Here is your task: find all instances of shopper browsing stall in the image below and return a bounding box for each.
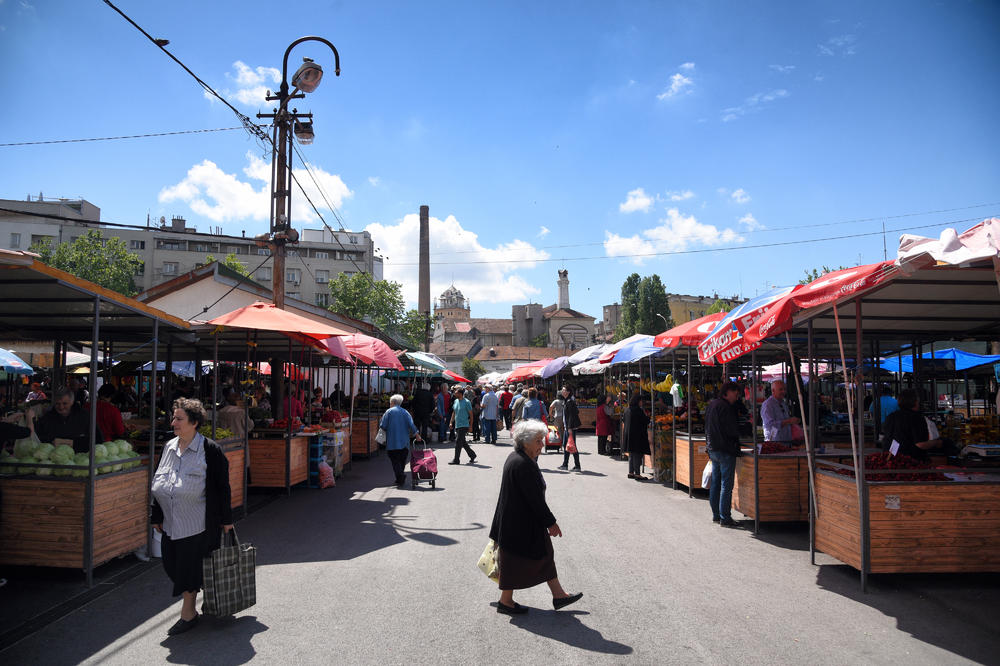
[705,382,743,528]
[880,388,942,461]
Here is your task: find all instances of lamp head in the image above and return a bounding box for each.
[294,120,315,145]
[291,58,323,93]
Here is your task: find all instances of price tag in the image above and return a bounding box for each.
[884,495,900,510]
[889,439,901,456]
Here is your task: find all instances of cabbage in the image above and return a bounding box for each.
[115,439,133,453]
[94,443,108,459]
[13,438,38,459]
[105,442,120,457]
[53,444,75,460]
[35,463,52,476]
[17,457,36,474]
[33,443,55,461]
[0,452,15,475]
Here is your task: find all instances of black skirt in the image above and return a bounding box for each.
[498,532,557,591]
[161,529,221,597]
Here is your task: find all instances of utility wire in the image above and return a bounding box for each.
[0,126,254,147]
[186,254,273,320]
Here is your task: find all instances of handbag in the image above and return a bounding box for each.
[202,528,257,617]
[565,430,578,454]
[375,427,387,445]
[477,538,499,583]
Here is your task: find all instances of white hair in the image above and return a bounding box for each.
[512,420,548,452]
[390,394,404,407]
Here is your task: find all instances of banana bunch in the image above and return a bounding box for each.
[653,374,674,393]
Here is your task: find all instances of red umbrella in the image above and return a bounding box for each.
[741,261,900,348]
[324,334,403,369]
[207,301,351,337]
[507,358,553,382]
[258,362,309,380]
[444,370,471,384]
[653,311,728,349]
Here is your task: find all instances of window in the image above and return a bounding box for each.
[135,262,145,276]
[31,234,53,246]
[226,246,241,255]
[157,240,184,251]
[286,292,300,300]
[191,243,209,253]
[258,267,272,281]
[162,262,179,275]
[315,251,328,259]
[286,269,300,283]
[315,270,329,283]
[349,235,358,244]
[130,239,145,250]
[257,247,270,256]
[287,249,299,257]
[9,233,20,249]
[315,293,329,307]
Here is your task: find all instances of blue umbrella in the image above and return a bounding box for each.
[880,348,1000,373]
[0,348,34,375]
[540,356,570,379]
[609,336,662,365]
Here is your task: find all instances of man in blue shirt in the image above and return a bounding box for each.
[448,389,477,465]
[380,394,422,486]
[761,380,799,443]
[480,385,500,444]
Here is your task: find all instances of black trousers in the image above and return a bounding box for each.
[472,414,481,440]
[597,434,608,455]
[628,451,644,475]
[415,414,431,441]
[502,408,512,430]
[388,448,409,484]
[453,427,475,462]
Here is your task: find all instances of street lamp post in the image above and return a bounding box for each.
[656,313,670,331]
[257,36,340,310]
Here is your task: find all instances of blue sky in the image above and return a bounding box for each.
[2,1,998,320]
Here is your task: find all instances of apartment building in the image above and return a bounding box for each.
[0,197,383,307]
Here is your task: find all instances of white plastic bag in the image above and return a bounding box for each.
[701,460,713,489]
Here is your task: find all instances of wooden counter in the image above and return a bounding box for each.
[674,432,709,490]
[0,467,148,569]
[351,417,379,458]
[815,470,1000,573]
[248,435,308,488]
[735,455,809,522]
[224,443,245,509]
[577,405,597,430]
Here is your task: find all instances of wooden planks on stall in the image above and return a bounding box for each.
[814,471,862,570]
[248,436,308,488]
[92,469,148,566]
[674,433,709,490]
[225,446,245,508]
[350,418,379,457]
[734,455,809,522]
[577,405,597,430]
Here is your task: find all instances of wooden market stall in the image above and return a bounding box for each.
[0,251,192,584]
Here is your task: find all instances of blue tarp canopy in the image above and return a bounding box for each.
[139,361,212,377]
[609,336,664,365]
[879,348,1000,373]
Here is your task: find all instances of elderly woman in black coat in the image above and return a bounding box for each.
[489,419,583,615]
[624,394,651,480]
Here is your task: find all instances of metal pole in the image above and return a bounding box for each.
[854,298,868,591]
[807,319,817,564]
[648,355,655,480]
[147,320,159,559]
[671,350,677,490]
[212,333,219,439]
[286,336,293,494]
[751,349,759,534]
[787,333,818,521]
[84,296,100,587]
[687,347,693,497]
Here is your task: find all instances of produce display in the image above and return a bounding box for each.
[199,425,236,439]
[0,438,141,476]
[758,442,793,454]
[836,452,948,482]
[269,418,303,430]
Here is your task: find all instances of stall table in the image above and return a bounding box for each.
[249,431,309,488]
[577,405,597,430]
[0,466,148,568]
[814,468,1000,573]
[351,417,380,458]
[674,432,709,491]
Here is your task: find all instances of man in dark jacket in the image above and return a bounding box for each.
[412,382,435,441]
[705,381,742,527]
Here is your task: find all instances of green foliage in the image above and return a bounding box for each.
[614,272,642,341]
[530,332,549,347]
[461,357,486,382]
[705,299,730,315]
[614,273,670,338]
[398,309,431,349]
[800,265,850,284]
[206,253,250,277]
[328,272,406,334]
[30,231,143,297]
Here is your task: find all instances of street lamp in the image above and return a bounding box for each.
[257,36,340,309]
[656,313,670,331]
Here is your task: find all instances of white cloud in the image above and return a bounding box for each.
[667,189,694,202]
[603,208,743,264]
[368,176,381,187]
[657,72,694,100]
[209,61,281,109]
[619,187,655,213]
[159,151,352,228]
[365,214,549,306]
[770,64,795,73]
[538,226,550,238]
[739,213,764,231]
[721,89,789,122]
[819,34,858,56]
[731,188,751,204]
[679,62,695,71]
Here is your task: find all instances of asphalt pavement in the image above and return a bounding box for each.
[1,430,997,665]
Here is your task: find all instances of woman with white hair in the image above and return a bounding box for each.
[488,420,582,615]
[380,393,422,486]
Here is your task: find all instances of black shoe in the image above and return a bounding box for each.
[447,460,460,465]
[496,601,529,615]
[468,457,477,464]
[571,466,581,472]
[553,592,583,610]
[167,614,199,636]
[719,518,741,528]
[712,516,721,523]
[557,464,568,470]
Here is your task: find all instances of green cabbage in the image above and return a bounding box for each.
[17,457,36,474]
[53,444,75,460]
[13,438,38,459]
[94,443,108,459]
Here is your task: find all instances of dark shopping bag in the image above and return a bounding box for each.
[202,528,257,617]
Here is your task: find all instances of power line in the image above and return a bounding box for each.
[0,126,255,147]
[390,216,993,266]
[187,254,273,320]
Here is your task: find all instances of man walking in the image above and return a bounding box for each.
[499,384,514,432]
[413,381,434,441]
[447,388,477,465]
[705,381,743,528]
[480,384,499,444]
[761,380,799,444]
[435,383,451,443]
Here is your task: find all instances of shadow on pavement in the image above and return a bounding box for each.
[161,614,269,665]
[748,522,809,551]
[506,609,633,655]
[815,566,1000,664]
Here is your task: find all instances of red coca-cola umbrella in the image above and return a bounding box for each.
[322,334,403,369]
[653,311,728,349]
[207,301,352,337]
[444,370,472,384]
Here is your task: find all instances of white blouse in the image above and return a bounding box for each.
[151,433,207,539]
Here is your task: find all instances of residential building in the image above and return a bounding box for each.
[0,197,383,307]
[667,293,743,325]
[430,285,514,365]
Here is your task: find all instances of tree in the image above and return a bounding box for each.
[397,309,431,349]
[530,332,549,347]
[800,265,849,285]
[705,298,730,315]
[614,272,642,341]
[205,253,250,277]
[461,357,486,382]
[328,272,406,334]
[636,274,671,335]
[30,230,144,297]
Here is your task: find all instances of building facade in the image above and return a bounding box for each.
[513,270,595,351]
[667,293,742,325]
[0,197,383,307]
